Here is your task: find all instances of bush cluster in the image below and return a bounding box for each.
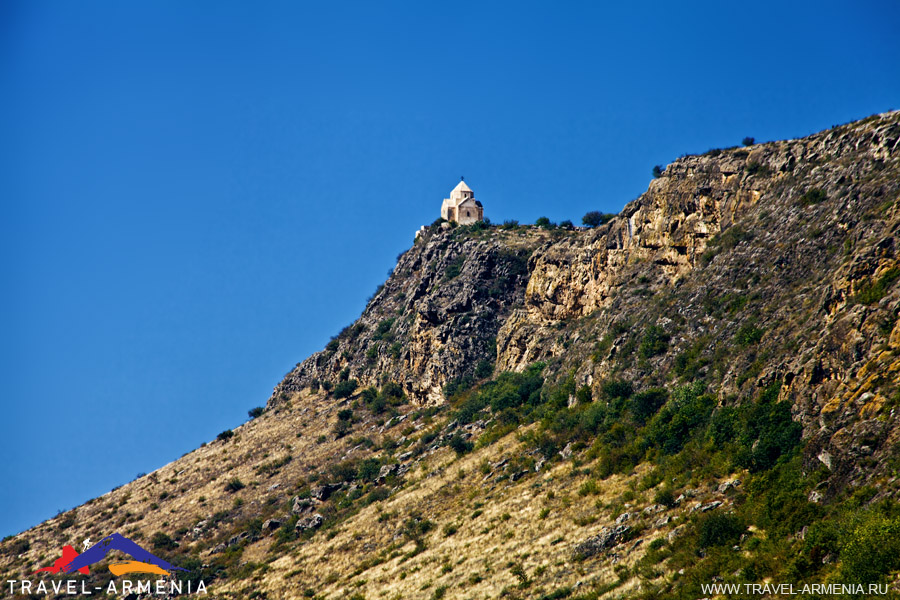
[333,379,358,399]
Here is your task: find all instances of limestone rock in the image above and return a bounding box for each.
[295,513,324,531]
[574,525,632,558]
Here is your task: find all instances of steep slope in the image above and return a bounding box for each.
[2,111,900,600]
[273,227,551,405]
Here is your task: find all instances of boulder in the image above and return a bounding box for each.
[295,513,324,531]
[574,525,631,558]
[263,519,282,532]
[375,463,399,484]
[291,496,320,515]
[717,479,741,493]
[311,483,342,501]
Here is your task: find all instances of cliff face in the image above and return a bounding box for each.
[499,112,900,374]
[4,111,900,600]
[492,112,900,491]
[273,228,551,405]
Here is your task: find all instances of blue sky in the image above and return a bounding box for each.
[1,0,898,538]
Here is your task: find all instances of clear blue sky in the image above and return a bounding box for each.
[1,0,898,538]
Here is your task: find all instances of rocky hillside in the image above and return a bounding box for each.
[3,111,900,600]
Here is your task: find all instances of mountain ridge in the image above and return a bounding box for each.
[4,110,900,600]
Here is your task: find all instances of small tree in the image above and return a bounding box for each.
[652,165,664,178]
[582,211,602,227]
[582,211,615,228]
[742,136,755,146]
[248,407,264,419]
[535,216,553,228]
[217,429,234,442]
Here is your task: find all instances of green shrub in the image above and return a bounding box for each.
[3,538,29,556]
[735,384,801,472]
[644,383,713,455]
[217,430,234,442]
[453,364,544,425]
[713,224,753,251]
[360,386,378,404]
[328,459,359,483]
[366,394,387,414]
[575,385,592,404]
[697,512,745,548]
[365,345,378,363]
[56,512,76,530]
[444,375,475,400]
[333,379,358,399]
[536,588,572,600]
[356,458,381,482]
[373,318,396,340]
[834,513,900,583]
[333,419,351,438]
[379,381,399,398]
[708,406,738,446]
[535,216,553,228]
[745,161,771,176]
[638,325,670,359]
[631,389,668,423]
[735,324,764,346]
[364,487,391,505]
[445,255,466,279]
[601,379,633,400]
[591,334,614,361]
[653,487,676,508]
[449,434,474,456]
[401,516,434,540]
[225,478,245,493]
[853,267,900,305]
[151,531,176,551]
[798,188,827,206]
[247,407,264,419]
[742,136,755,146]
[652,165,663,178]
[475,359,494,379]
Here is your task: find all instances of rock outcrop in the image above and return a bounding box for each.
[272,229,549,404]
